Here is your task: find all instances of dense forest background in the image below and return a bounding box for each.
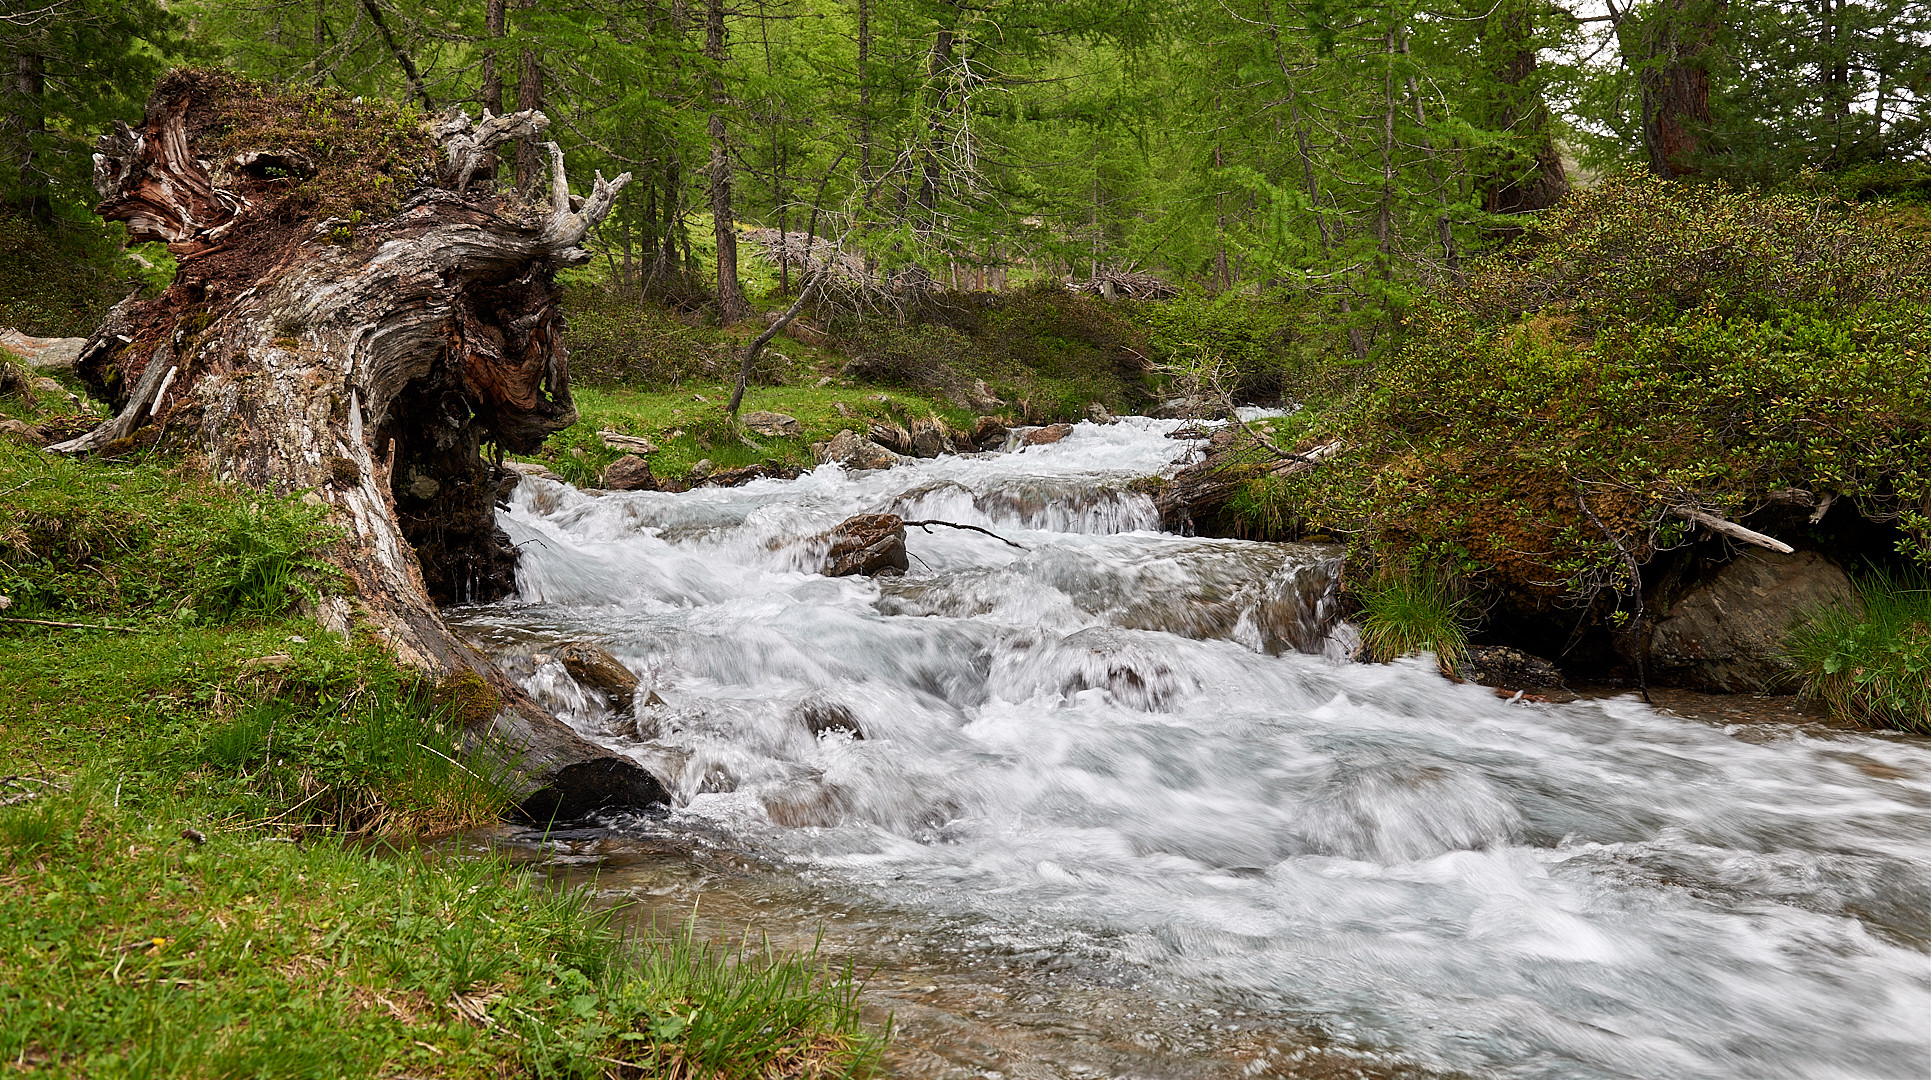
[2,0,1928,348]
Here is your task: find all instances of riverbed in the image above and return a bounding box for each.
[449,417,1931,1080]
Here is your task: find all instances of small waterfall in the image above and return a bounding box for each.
[451,416,1931,1080]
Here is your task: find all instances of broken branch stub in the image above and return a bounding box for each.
[61,71,654,818]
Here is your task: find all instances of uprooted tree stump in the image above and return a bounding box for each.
[54,69,663,817]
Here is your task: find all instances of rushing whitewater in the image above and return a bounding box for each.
[451,417,1931,1080]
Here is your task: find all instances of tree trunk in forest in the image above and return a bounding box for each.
[706,0,751,324]
[1478,0,1568,214]
[479,0,506,179]
[514,0,544,195]
[916,28,956,232]
[56,70,665,819]
[1614,0,1719,178]
[4,49,48,223]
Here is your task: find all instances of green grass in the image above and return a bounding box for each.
[1786,569,1931,733]
[0,778,883,1078]
[1354,564,1473,673]
[0,442,886,1077]
[530,382,980,486]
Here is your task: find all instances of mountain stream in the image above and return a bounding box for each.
[448,417,1931,1080]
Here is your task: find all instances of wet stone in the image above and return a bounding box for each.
[602,454,656,491]
[558,641,639,714]
[1021,423,1075,446]
[823,512,909,577]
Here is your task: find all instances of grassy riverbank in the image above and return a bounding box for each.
[0,438,884,1077]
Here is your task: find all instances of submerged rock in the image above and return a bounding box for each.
[1648,549,1859,691]
[792,695,865,739]
[557,641,639,713]
[823,512,909,577]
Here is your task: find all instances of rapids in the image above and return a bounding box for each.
[450,417,1931,1080]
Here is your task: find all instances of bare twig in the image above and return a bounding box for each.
[902,519,1027,550]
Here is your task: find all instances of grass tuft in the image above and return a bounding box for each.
[1355,564,1473,672]
[1786,569,1931,733]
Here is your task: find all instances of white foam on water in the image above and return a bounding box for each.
[456,417,1931,1080]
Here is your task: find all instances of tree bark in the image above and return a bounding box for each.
[58,70,664,820]
[1614,0,1720,178]
[4,49,47,223]
[706,0,751,323]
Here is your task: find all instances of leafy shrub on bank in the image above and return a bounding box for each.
[563,285,733,386]
[1786,570,1931,734]
[819,281,1153,418]
[1235,175,1931,613]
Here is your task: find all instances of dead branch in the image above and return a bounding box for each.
[902,519,1028,550]
[1671,507,1795,554]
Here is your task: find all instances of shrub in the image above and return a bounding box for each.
[1786,570,1931,734]
[563,285,731,386]
[1236,175,1931,616]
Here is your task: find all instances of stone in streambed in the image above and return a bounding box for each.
[971,416,1009,450]
[602,454,656,490]
[557,641,639,714]
[818,429,902,471]
[1020,423,1075,446]
[908,417,950,457]
[1467,646,1564,690]
[791,695,864,739]
[823,512,908,577]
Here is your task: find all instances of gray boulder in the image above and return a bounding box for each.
[1647,549,1860,691]
[742,410,801,438]
[820,429,902,471]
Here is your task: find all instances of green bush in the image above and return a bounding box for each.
[1233,175,1931,615]
[1786,570,1931,733]
[563,285,732,386]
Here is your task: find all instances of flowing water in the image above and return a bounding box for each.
[449,418,1931,1080]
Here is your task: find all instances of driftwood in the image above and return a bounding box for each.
[56,71,661,819]
[1067,271,1178,300]
[1671,507,1796,554]
[902,519,1028,550]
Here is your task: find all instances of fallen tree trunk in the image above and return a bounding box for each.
[56,70,663,818]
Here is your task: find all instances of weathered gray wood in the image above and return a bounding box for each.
[59,74,658,819]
